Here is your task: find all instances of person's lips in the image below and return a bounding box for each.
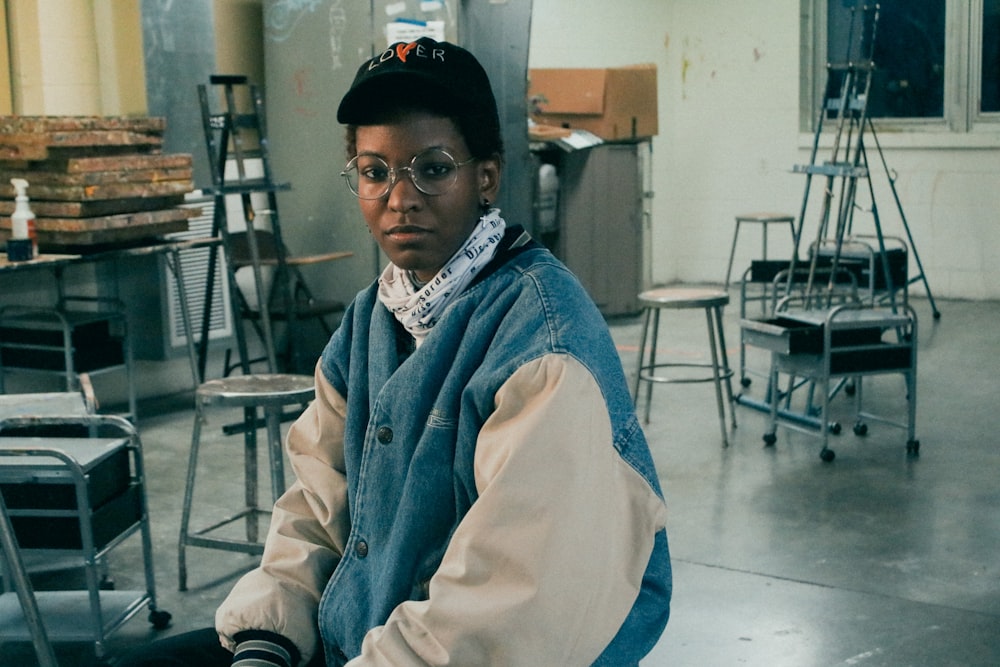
[384,224,431,243]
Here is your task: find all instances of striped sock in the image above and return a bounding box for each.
[232,637,295,667]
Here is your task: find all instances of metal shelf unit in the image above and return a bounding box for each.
[0,298,135,420]
[0,415,170,661]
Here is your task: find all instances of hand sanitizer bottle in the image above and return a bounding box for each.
[8,178,37,260]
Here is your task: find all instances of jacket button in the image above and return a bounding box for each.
[376,426,393,444]
[355,540,369,558]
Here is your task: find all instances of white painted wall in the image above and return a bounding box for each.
[529,0,1000,300]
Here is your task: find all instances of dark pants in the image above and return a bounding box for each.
[114,627,327,667]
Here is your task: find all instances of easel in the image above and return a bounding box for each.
[788,2,939,317]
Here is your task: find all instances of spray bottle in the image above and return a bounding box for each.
[8,178,37,261]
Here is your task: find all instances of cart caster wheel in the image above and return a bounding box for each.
[149,609,172,630]
[906,440,920,457]
[820,448,836,462]
[853,421,868,436]
[845,381,856,396]
[740,377,752,388]
[763,432,777,446]
[829,422,842,435]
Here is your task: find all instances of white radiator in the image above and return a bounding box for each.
[164,193,233,350]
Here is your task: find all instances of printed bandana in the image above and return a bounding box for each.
[378,209,506,344]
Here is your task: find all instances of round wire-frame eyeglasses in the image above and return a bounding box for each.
[341,147,477,200]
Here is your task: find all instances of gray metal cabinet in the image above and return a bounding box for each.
[554,143,644,316]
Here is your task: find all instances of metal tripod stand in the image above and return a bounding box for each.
[859,117,940,318]
[787,2,938,317]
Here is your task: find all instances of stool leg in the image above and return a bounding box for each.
[177,404,205,591]
[724,220,742,289]
[853,375,864,428]
[712,305,737,430]
[704,306,729,447]
[265,405,287,501]
[642,309,662,424]
[243,406,259,543]
[906,367,918,445]
[633,307,652,404]
[765,355,780,443]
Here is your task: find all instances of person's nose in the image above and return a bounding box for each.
[386,168,421,211]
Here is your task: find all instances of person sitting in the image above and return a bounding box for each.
[118,37,671,667]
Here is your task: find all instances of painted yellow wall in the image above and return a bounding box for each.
[94,0,147,116]
[2,1,260,117]
[214,0,265,86]
[4,0,146,116]
[0,2,12,113]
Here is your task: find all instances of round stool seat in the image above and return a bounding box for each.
[632,286,736,445]
[638,287,729,309]
[735,212,794,224]
[196,373,315,408]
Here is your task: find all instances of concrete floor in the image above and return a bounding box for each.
[3,293,999,666]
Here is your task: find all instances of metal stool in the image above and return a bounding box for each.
[632,287,736,445]
[723,212,796,289]
[178,373,314,591]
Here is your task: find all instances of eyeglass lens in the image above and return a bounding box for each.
[342,148,469,199]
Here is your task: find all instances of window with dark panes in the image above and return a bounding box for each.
[984,0,1000,113]
[827,0,945,119]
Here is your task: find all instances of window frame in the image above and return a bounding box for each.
[801,0,999,137]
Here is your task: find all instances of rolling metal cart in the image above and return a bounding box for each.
[736,260,861,390]
[0,414,170,662]
[742,302,918,462]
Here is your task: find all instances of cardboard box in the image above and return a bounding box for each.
[529,65,658,141]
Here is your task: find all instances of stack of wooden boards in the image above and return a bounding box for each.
[0,116,197,249]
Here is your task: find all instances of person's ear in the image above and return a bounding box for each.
[478,155,501,202]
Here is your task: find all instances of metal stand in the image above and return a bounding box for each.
[786,2,937,315]
[861,119,940,318]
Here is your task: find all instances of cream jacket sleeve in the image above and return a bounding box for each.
[216,361,351,663]
[348,353,668,666]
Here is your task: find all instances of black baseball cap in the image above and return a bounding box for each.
[337,37,499,126]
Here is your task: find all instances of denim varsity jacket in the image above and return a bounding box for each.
[216,227,672,666]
